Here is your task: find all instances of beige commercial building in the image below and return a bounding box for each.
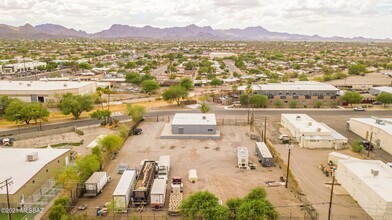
[0,81,97,103]
[349,117,392,156]
[0,148,71,208]
[281,114,348,149]
[336,160,392,220]
[0,62,46,74]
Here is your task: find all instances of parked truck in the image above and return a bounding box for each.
[150,178,167,210]
[113,169,137,212]
[168,177,184,216]
[237,147,249,169]
[84,172,110,197]
[157,155,170,179]
[132,160,157,205]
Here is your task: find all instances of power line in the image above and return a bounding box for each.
[0,177,13,220]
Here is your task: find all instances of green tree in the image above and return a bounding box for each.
[5,100,49,125]
[275,100,284,108]
[351,140,363,153]
[141,79,160,93]
[58,93,94,119]
[289,100,298,108]
[99,134,123,154]
[299,73,308,81]
[250,94,268,108]
[180,191,228,220]
[376,92,392,107]
[91,146,102,160]
[75,154,101,181]
[348,63,367,75]
[179,77,194,91]
[341,91,363,107]
[198,103,210,113]
[90,109,111,124]
[210,78,223,87]
[226,198,243,219]
[126,104,146,122]
[314,101,324,108]
[49,197,69,220]
[125,72,142,84]
[46,61,58,71]
[79,62,92,70]
[125,61,137,69]
[162,86,189,106]
[0,96,15,116]
[118,124,130,139]
[240,94,249,106]
[56,166,80,196]
[169,73,177,80]
[185,61,195,70]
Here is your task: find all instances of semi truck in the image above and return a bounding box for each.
[84,172,110,197]
[132,160,157,205]
[150,178,167,210]
[112,169,137,212]
[168,177,184,216]
[158,155,170,179]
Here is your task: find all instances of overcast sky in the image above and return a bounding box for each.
[1,0,392,39]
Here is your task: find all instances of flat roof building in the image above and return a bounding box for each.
[349,117,392,156]
[281,114,347,149]
[0,148,71,208]
[336,160,392,219]
[369,86,392,96]
[0,61,46,74]
[0,80,97,103]
[209,52,237,59]
[172,113,217,134]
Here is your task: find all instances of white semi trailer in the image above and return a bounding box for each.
[113,169,137,212]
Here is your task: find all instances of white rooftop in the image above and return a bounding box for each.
[0,148,70,194]
[172,113,216,126]
[238,81,339,91]
[0,81,95,91]
[350,118,392,136]
[282,114,331,133]
[371,86,392,94]
[339,160,392,202]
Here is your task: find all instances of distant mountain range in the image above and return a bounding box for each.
[0,23,390,42]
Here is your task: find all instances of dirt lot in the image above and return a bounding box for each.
[329,71,392,86]
[73,122,306,219]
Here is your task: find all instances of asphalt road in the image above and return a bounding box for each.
[9,69,71,81]
[223,59,243,76]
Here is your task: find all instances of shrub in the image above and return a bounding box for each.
[351,140,363,153]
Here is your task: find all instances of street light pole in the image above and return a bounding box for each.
[285,143,293,188]
[328,175,335,220]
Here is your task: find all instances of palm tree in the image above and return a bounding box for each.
[96,87,104,110]
[102,86,112,111]
[244,84,253,123]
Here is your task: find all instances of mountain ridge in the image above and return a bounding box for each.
[0,23,389,42]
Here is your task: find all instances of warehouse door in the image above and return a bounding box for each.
[179,127,184,134]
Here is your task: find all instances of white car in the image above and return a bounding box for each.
[354,107,365,111]
[279,134,289,140]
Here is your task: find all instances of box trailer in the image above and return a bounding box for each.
[237,147,249,169]
[255,142,274,167]
[113,169,137,212]
[150,178,167,209]
[84,172,110,197]
[158,155,170,179]
[132,160,157,205]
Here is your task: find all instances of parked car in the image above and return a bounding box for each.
[361,140,373,151]
[133,128,143,135]
[118,163,128,174]
[372,101,382,105]
[78,204,88,210]
[354,107,365,111]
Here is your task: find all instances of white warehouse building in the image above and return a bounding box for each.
[0,61,46,74]
[281,114,348,149]
[349,117,392,156]
[0,81,98,103]
[336,160,392,220]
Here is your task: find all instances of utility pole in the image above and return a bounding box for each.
[367,132,373,158]
[264,117,267,141]
[285,144,293,188]
[0,177,13,220]
[328,175,335,220]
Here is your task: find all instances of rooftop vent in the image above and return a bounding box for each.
[27,83,31,87]
[317,128,321,132]
[371,169,379,177]
[26,152,39,162]
[308,122,312,126]
[296,116,301,121]
[64,84,67,87]
[202,116,206,120]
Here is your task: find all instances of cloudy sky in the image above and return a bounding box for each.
[1,0,392,38]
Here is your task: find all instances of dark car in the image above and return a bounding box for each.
[132,128,143,135]
[361,140,373,151]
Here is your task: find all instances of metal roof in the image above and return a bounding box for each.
[172,113,216,126]
[85,172,107,184]
[0,80,96,91]
[113,169,137,196]
[0,148,70,195]
[350,118,392,136]
[238,81,339,91]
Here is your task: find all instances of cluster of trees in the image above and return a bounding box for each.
[2,98,49,125]
[58,93,95,119]
[161,77,194,106]
[348,63,367,75]
[179,187,278,220]
[125,72,160,93]
[240,94,268,108]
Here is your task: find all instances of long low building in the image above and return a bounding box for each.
[238,81,340,107]
[0,148,71,208]
[336,160,392,220]
[0,61,46,74]
[281,114,348,149]
[349,117,392,156]
[0,80,98,102]
[369,86,392,96]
